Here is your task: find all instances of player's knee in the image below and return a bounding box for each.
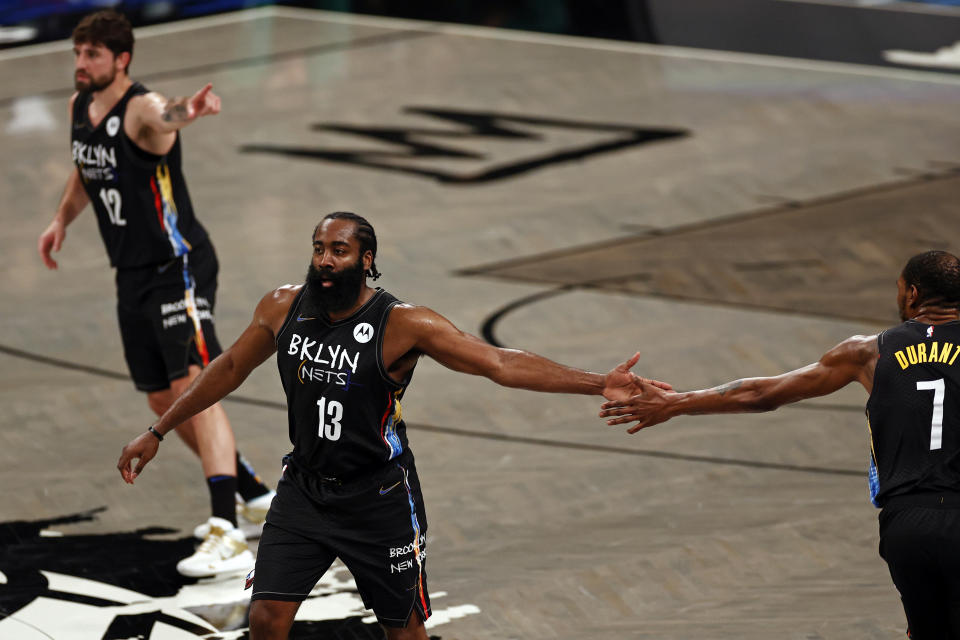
[383,612,427,640]
[248,600,294,640]
[146,391,172,417]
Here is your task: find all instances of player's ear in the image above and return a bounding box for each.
[906,284,920,310]
[115,51,131,73]
[362,250,373,273]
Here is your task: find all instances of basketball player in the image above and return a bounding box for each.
[37,10,273,578]
[599,250,960,639]
[117,212,666,640]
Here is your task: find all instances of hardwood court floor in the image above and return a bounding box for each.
[2,6,960,639]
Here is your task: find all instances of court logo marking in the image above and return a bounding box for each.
[0,508,478,638]
[241,106,689,184]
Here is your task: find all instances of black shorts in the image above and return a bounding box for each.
[252,450,431,628]
[879,494,960,639]
[115,242,223,392]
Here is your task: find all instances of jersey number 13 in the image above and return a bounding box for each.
[317,397,343,441]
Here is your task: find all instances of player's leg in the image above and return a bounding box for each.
[158,245,272,527]
[146,387,174,419]
[148,372,274,538]
[879,506,950,638]
[248,599,301,640]
[383,611,427,640]
[175,243,275,518]
[940,507,960,637]
[167,365,258,578]
[250,475,339,639]
[146,248,254,576]
[333,452,431,637]
[169,366,236,477]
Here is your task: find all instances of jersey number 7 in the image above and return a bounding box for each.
[917,379,945,450]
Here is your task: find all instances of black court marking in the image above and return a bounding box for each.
[0,343,863,477]
[458,168,960,325]
[0,509,421,640]
[240,107,689,184]
[0,29,435,110]
[480,286,573,347]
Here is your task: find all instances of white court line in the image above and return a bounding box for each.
[271,5,960,87]
[3,3,960,88]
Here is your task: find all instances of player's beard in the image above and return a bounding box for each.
[302,259,367,316]
[75,68,115,92]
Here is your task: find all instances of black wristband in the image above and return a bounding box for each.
[147,426,164,442]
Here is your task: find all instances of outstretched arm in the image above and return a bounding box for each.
[386,305,668,401]
[599,334,878,433]
[131,83,221,135]
[117,287,294,483]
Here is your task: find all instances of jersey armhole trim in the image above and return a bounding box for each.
[377,300,409,391]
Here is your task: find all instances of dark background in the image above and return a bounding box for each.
[2,0,959,72]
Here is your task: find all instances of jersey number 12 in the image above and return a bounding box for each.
[99,188,126,226]
[917,379,946,450]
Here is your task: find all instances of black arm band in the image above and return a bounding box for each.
[148,426,164,442]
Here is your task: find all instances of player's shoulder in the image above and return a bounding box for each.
[254,284,302,330]
[125,89,160,110]
[262,284,302,306]
[387,302,462,340]
[832,333,879,363]
[388,302,438,324]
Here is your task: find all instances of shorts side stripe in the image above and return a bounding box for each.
[399,464,429,620]
[180,254,211,366]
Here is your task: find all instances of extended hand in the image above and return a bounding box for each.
[601,352,673,402]
[599,379,677,433]
[188,83,220,119]
[117,430,160,484]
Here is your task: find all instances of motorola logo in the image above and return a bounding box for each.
[354,323,374,344]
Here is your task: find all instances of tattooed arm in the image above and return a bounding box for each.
[125,84,221,150]
[599,335,879,433]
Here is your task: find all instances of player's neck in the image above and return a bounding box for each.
[910,306,960,324]
[326,285,375,322]
[90,75,132,110]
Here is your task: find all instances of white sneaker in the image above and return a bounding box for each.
[193,490,276,540]
[177,517,254,579]
[239,490,275,523]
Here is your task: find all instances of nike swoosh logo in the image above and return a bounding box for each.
[296,316,316,322]
[379,480,402,495]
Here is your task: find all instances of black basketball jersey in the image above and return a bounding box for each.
[71,82,208,269]
[866,320,960,506]
[275,287,414,478]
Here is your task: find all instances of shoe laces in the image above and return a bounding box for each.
[196,525,227,555]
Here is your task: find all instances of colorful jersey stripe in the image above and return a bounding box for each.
[380,391,404,460]
[152,164,192,257]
